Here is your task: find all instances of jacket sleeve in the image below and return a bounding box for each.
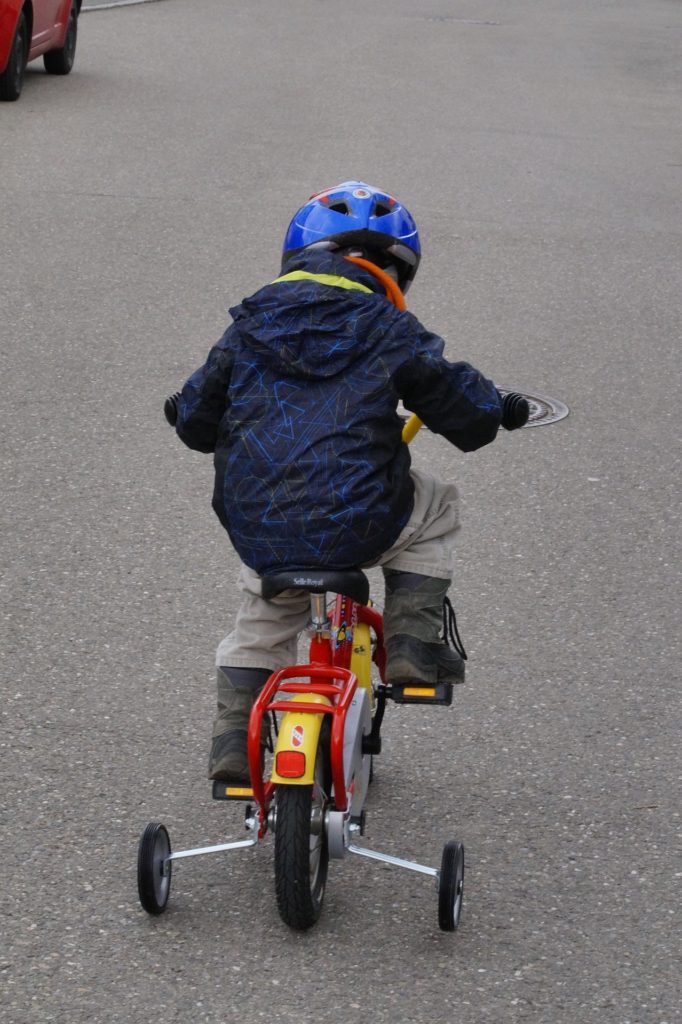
[392,316,502,452]
[175,328,235,454]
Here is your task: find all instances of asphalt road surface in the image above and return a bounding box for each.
[2,2,681,1022]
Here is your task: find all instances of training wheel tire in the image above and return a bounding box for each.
[438,841,464,931]
[137,822,172,915]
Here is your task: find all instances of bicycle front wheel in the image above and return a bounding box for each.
[274,733,330,929]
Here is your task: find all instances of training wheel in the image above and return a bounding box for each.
[438,841,464,931]
[137,822,172,915]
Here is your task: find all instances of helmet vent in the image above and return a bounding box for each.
[328,200,351,214]
[373,201,393,217]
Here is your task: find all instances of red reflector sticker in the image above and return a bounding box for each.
[291,725,304,748]
[276,751,306,778]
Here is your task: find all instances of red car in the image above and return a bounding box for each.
[0,0,81,101]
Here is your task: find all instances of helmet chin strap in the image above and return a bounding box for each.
[343,255,407,311]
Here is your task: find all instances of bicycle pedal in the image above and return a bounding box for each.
[211,781,255,801]
[389,681,453,707]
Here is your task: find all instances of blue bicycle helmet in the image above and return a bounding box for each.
[282,181,421,292]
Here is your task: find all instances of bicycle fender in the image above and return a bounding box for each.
[271,693,332,786]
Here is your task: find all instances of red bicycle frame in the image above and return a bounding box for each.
[247,593,386,829]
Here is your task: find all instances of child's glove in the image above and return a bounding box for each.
[500,392,530,430]
[164,392,181,426]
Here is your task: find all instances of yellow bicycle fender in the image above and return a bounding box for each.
[271,693,332,786]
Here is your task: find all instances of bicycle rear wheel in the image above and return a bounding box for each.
[274,728,330,929]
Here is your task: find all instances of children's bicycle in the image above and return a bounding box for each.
[140,262,466,931]
[138,412,465,934]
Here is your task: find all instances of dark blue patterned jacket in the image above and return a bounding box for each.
[175,250,502,575]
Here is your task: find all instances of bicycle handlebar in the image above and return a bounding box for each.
[164,397,528,439]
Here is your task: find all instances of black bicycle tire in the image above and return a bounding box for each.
[274,727,330,930]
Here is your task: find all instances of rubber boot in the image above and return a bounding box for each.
[208,666,271,783]
[383,570,465,686]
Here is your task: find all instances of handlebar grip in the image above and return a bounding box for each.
[164,394,179,426]
[501,392,530,430]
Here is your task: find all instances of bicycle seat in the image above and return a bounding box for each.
[261,569,370,606]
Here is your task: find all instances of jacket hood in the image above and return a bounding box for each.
[228,250,394,379]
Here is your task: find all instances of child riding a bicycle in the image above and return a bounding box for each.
[166,181,528,784]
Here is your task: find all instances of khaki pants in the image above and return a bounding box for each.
[215,469,460,672]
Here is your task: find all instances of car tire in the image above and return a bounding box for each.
[0,12,28,102]
[44,2,78,76]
